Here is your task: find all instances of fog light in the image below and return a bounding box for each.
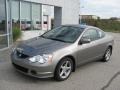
[31,70,37,75]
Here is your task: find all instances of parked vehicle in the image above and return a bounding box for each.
[33,21,41,30]
[21,20,31,30]
[11,25,114,81]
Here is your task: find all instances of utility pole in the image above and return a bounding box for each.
[79,0,84,24]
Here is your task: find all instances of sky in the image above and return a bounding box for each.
[80,0,120,19]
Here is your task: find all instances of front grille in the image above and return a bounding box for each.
[16,50,29,59]
[12,63,28,73]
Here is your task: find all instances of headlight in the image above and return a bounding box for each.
[29,54,53,64]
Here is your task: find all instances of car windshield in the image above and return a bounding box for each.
[41,26,84,43]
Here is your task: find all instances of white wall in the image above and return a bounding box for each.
[24,0,80,25]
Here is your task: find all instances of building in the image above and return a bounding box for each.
[110,17,120,22]
[0,0,80,50]
[80,15,100,20]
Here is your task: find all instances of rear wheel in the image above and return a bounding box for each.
[102,47,112,62]
[54,57,73,81]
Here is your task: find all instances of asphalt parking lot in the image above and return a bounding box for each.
[0,33,120,90]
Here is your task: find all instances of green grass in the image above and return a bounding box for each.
[104,29,120,33]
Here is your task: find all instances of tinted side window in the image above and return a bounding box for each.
[82,29,99,41]
[82,30,91,40]
[97,29,105,38]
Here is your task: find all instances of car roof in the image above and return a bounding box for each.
[62,24,98,30]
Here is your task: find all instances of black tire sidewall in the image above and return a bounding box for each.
[103,47,112,62]
[54,57,73,81]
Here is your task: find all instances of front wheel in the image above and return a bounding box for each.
[102,47,112,62]
[54,57,73,81]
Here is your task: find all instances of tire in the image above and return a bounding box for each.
[102,47,112,62]
[54,57,73,81]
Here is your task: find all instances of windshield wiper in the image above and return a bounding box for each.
[48,38,69,43]
[40,36,71,43]
[39,35,46,38]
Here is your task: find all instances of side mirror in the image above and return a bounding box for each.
[79,38,91,45]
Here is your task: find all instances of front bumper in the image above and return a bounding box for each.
[11,53,55,78]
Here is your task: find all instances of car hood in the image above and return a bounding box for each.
[17,37,71,56]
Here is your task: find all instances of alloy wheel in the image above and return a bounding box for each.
[59,61,72,79]
[105,49,111,61]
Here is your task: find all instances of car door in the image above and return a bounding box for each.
[76,28,101,65]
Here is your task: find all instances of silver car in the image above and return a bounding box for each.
[11,25,114,81]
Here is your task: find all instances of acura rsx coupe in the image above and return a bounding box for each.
[11,25,114,81]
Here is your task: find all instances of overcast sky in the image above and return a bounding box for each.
[80,0,120,19]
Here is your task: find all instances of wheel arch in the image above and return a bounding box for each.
[55,55,76,73]
[65,55,76,72]
[107,44,113,54]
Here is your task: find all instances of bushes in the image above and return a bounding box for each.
[12,27,22,41]
[81,19,120,32]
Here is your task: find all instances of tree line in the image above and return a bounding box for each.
[80,19,120,32]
